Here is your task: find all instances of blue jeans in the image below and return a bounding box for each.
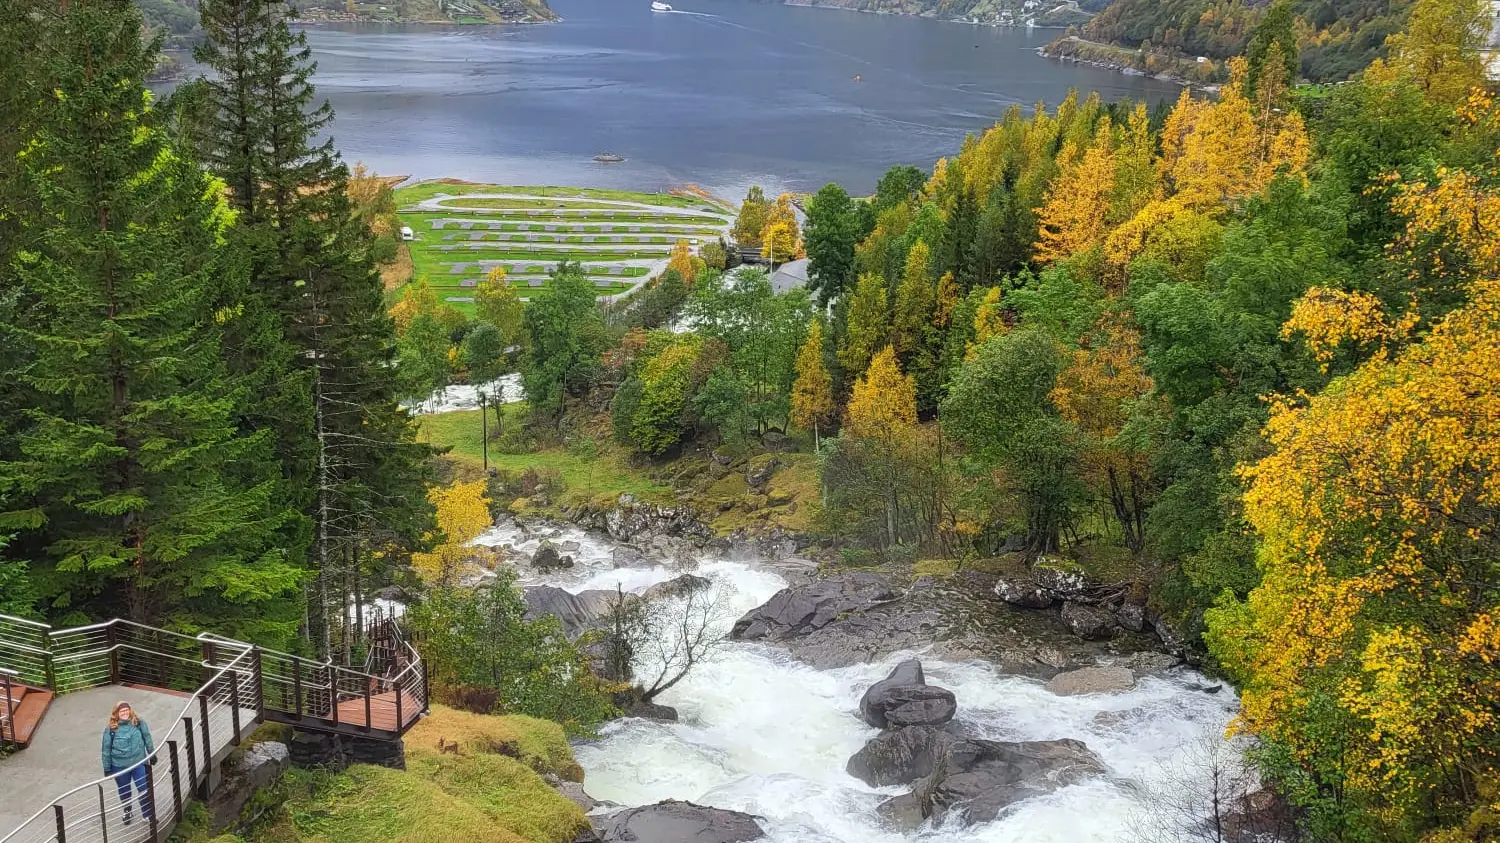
[112,764,152,820]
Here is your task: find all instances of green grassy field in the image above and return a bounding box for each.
[393,181,728,211]
[417,408,670,502]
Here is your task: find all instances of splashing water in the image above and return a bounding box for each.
[491,520,1241,842]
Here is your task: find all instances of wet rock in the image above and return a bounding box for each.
[545,773,597,812]
[559,539,582,553]
[1115,602,1148,633]
[993,576,1054,609]
[612,545,646,568]
[1222,786,1295,842]
[1114,651,1180,675]
[1045,665,1135,696]
[846,725,953,786]
[622,699,680,722]
[881,739,1108,829]
[598,799,764,842]
[524,586,621,638]
[533,540,574,571]
[1061,601,1117,641]
[207,741,289,831]
[730,572,896,642]
[858,659,955,728]
[643,573,712,602]
[1033,556,1093,598]
[1152,613,1188,656]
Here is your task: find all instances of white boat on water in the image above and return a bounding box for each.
[651,1,672,11]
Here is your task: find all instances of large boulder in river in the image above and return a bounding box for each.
[731,573,896,641]
[846,725,953,786]
[858,659,956,728]
[1045,665,1135,696]
[523,587,620,638]
[1032,556,1094,598]
[878,738,1107,829]
[532,539,574,572]
[643,573,712,602]
[597,799,764,843]
[1060,601,1117,641]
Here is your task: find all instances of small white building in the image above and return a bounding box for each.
[399,226,415,241]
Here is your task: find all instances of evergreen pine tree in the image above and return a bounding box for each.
[0,0,301,637]
[189,0,432,656]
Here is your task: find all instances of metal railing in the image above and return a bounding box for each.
[0,646,261,843]
[0,613,427,841]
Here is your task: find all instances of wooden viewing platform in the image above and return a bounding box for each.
[0,614,428,843]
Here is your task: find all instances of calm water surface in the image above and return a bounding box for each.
[304,0,1180,194]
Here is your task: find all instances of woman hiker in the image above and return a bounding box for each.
[101,701,155,825]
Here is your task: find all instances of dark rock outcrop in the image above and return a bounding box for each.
[1115,602,1148,633]
[744,456,780,492]
[207,741,289,831]
[846,725,953,786]
[730,573,896,642]
[523,586,620,638]
[533,539,574,571]
[1032,557,1094,598]
[992,576,1055,609]
[612,545,646,568]
[1060,601,1117,640]
[878,738,1107,829]
[858,659,957,728]
[643,573,713,602]
[597,799,764,842]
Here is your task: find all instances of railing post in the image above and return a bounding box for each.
[331,670,340,726]
[396,675,404,731]
[293,658,303,719]
[156,629,169,689]
[145,758,160,842]
[422,657,430,714]
[2,671,13,744]
[107,624,119,685]
[54,804,66,843]
[252,648,265,724]
[98,784,108,843]
[363,682,372,732]
[228,671,242,744]
[168,740,184,825]
[198,693,212,791]
[42,628,56,690]
[183,716,198,797]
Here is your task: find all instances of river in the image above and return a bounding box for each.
[474,519,1241,843]
[300,0,1180,195]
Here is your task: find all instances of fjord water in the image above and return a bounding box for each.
[302,0,1180,194]
[477,521,1240,843]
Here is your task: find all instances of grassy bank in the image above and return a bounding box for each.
[174,707,587,843]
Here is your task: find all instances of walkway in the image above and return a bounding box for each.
[0,684,253,842]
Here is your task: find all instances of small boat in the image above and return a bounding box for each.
[853,74,862,82]
[651,1,672,10]
[593,152,626,163]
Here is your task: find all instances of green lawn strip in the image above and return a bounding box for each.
[399,209,727,227]
[427,248,665,262]
[399,212,725,235]
[418,408,670,502]
[393,182,721,210]
[434,197,632,211]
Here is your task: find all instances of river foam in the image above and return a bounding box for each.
[495,519,1240,842]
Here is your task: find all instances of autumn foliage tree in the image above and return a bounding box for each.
[413,480,492,587]
[790,320,835,447]
[844,346,918,547]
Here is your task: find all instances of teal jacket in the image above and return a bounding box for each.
[101,720,154,774]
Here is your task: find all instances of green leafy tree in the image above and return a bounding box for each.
[0,0,301,637]
[407,572,616,735]
[837,273,890,377]
[475,268,525,348]
[804,183,859,306]
[1245,0,1299,96]
[732,185,771,247]
[943,328,1083,553]
[462,321,508,384]
[522,263,608,423]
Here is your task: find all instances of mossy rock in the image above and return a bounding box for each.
[913,559,959,577]
[766,489,794,507]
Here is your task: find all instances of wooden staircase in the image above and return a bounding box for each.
[0,678,54,748]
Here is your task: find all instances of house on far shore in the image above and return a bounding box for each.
[771,258,809,294]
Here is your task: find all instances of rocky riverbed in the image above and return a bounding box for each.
[472,512,1240,842]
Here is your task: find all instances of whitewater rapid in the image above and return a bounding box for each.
[475,520,1241,842]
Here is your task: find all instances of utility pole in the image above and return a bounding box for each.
[478,389,489,471]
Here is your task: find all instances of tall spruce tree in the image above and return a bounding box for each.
[190,0,431,657]
[0,0,302,637]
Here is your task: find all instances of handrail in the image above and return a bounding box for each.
[0,647,258,843]
[0,613,51,630]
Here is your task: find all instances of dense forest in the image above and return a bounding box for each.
[1081,0,1418,81]
[569,0,1498,835]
